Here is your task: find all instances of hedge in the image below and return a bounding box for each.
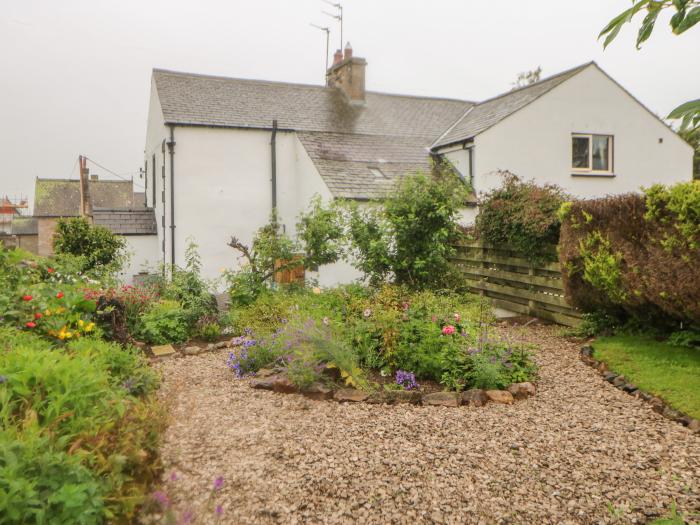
[558,181,700,325]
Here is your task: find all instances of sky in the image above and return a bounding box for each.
[1,0,698,210]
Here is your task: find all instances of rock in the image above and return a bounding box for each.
[256,368,277,378]
[334,388,370,403]
[365,392,388,404]
[638,391,652,402]
[385,390,421,405]
[662,405,683,422]
[422,392,461,407]
[462,389,488,407]
[597,361,609,373]
[318,363,342,381]
[622,383,638,394]
[679,415,693,427]
[215,341,229,349]
[612,376,627,388]
[603,372,617,383]
[182,346,203,356]
[250,374,298,394]
[485,390,514,404]
[301,382,334,401]
[580,345,594,357]
[132,340,148,350]
[649,397,664,413]
[507,382,536,399]
[205,343,216,352]
[688,419,700,433]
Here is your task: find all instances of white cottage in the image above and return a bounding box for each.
[143,45,693,285]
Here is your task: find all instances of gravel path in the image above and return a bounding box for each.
[143,324,700,524]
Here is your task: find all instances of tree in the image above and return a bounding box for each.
[678,127,700,179]
[599,0,700,132]
[53,217,126,274]
[511,66,542,89]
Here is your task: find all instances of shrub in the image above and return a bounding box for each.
[475,173,567,262]
[53,217,126,275]
[559,182,700,325]
[345,164,469,289]
[0,330,163,522]
[137,300,190,344]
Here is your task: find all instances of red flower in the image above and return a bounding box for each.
[34,313,43,319]
[25,322,36,328]
[442,325,456,336]
[56,292,64,299]
[47,268,55,273]
[22,295,32,301]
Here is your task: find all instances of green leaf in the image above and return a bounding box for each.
[674,5,700,32]
[599,1,651,48]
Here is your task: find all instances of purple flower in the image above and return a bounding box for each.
[395,370,419,390]
[178,510,195,525]
[215,505,224,516]
[169,471,178,481]
[152,490,170,507]
[213,476,224,490]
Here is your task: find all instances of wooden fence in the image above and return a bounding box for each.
[451,241,581,327]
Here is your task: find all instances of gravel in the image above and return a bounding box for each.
[141,324,700,524]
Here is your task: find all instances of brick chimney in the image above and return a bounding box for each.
[326,42,366,105]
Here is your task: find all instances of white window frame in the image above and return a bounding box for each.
[571,133,614,175]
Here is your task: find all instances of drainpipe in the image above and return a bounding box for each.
[270,119,278,212]
[166,125,176,267]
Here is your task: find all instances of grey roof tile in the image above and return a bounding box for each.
[93,209,157,235]
[10,216,38,235]
[432,62,592,148]
[34,179,140,217]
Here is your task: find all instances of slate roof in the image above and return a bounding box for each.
[93,209,157,235]
[34,179,139,217]
[432,62,592,148]
[153,69,472,199]
[10,216,38,235]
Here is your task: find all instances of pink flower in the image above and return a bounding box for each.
[47,267,55,273]
[169,471,178,481]
[215,505,223,516]
[25,321,36,328]
[22,295,32,301]
[152,490,170,507]
[442,325,456,336]
[213,476,224,490]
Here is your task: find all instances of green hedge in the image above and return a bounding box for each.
[558,181,700,325]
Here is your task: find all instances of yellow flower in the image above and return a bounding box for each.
[78,320,84,328]
[58,332,66,340]
[85,323,95,332]
[64,332,73,339]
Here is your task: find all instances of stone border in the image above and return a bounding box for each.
[249,369,536,408]
[580,345,700,434]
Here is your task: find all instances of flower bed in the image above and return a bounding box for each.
[222,285,539,404]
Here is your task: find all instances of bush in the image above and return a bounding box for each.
[137,300,190,344]
[0,330,163,522]
[53,217,126,275]
[559,182,700,325]
[345,164,469,289]
[475,173,567,262]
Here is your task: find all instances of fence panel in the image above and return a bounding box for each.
[451,241,581,327]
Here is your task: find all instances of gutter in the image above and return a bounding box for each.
[166,125,176,267]
[270,119,278,211]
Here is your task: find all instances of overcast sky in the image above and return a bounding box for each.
[1,0,698,209]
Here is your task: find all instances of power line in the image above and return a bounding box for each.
[84,156,145,189]
[66,156,79,181]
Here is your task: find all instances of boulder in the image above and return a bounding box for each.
[422,392,461,407]
[182,346,203,356]
[256,368,277,378]
[385,390,422,405]
[507,382,536,399]
[580,345,594,357]
[250,374,297,394]
[334,388,370,403]
[688,419,700,433]
[301,382,334,401]
[205,343,216,352]
[485,390,514,404]
[215,341,229,349]
[462,389,488,407]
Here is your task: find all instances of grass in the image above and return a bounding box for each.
[593,335,700,419]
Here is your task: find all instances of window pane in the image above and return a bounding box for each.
[592,135,610,171]
[572,136,589,169]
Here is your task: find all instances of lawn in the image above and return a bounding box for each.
[593,335,700,419]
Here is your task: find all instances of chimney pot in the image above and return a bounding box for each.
[332,49,343,66]
[90,174,98,181]
[344,42,353,59]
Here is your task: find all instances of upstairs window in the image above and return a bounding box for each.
[572,134,613,174]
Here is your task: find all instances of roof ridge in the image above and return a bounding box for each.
[473,61,594,107]
[153,68,473,104]
[431,106,475,149]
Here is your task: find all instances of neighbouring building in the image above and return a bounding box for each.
[143,44,693,285]
[30,176,158,283]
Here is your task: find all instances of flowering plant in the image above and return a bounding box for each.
[395,369,419,390]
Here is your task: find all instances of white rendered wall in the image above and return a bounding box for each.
[469,65,692,199]
[118,235,159,284]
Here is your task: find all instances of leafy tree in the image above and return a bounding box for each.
[678,127,700,178]
[53,217,126,274]
[512,66,542,89]
[599,0,699,131]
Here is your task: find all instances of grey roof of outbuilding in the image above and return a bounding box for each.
[432,62,593,149]
[153,69,473,199]
[34,179,140,217]
[93,209,157,235]
[10,216,38,235]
